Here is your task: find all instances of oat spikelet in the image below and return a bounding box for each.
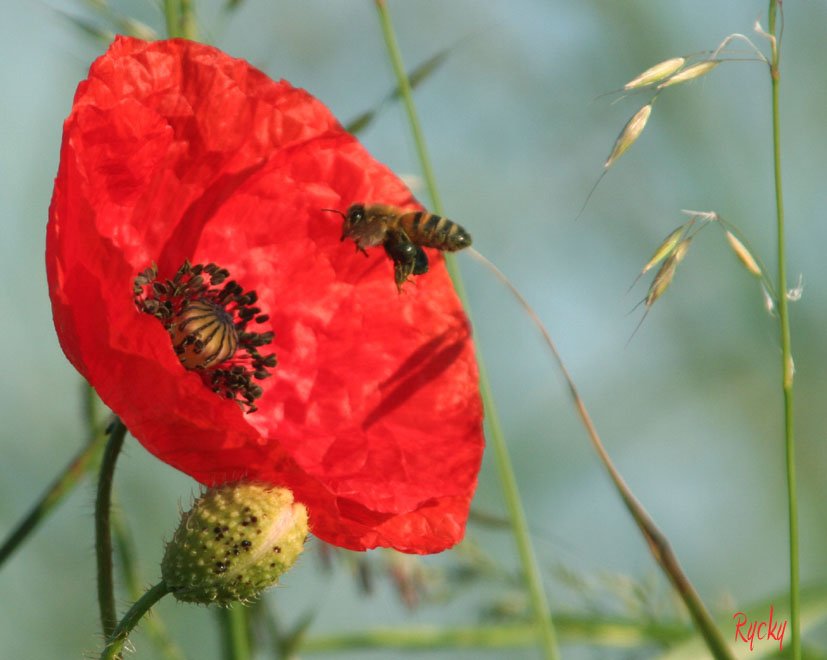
[624,57,686,90]
[605,104,652,168]
[657,60,719,88]
[642,226,685,274]
[646,238,691,307]
[724,231,761,276]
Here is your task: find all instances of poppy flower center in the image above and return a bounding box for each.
[170,300,238,369]
[133,261,277,413]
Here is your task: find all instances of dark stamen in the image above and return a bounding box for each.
[134,260,277,413]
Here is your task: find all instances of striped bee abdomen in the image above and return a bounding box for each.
[400,212,472,252]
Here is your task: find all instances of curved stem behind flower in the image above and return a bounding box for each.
[468,248,735,660]
[163,0,180,38]
[99,581,171,660]
[163,0,197,40]
[96,418,128,640]
[373,3,560,659]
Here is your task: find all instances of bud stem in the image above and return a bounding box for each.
[99,581,172,660]
[218,603,253,660]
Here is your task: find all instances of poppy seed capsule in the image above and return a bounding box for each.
[171,301,239,369]
[161,483,308,604]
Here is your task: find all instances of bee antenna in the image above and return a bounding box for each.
[321,208,346,219]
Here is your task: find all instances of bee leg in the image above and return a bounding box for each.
[384,228,418,293]
[392,259,416,293]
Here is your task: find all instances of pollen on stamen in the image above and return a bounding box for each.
[133,261,277,413]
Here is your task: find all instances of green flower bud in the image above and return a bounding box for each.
[161,483,308,604]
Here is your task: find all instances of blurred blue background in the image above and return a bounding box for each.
[1,1,825,658]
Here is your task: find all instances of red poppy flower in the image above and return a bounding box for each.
[47,36,484,554]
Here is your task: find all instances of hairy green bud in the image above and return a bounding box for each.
[162,483,308,604]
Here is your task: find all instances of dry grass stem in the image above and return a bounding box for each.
[711,32,768,63]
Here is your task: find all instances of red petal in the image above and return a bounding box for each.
[48,37,484,553]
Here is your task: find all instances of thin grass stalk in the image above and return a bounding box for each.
[372,2,560,658]
[96,419,128,640]
[300,616,690,653]
[0,423,107,567]
[768,2,799,658]
[467,249,735,659]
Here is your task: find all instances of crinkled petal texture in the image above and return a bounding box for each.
[47,37,484,553]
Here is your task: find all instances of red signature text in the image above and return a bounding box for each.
[733,605,787,652]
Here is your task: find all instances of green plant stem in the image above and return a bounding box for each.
[164,0,197,39]
[99,581,171,660]
[179,0,198,40]
[112,510,187,660]
[0,424,107,567]
[373,2,559,659]
[163,0,180,37]
[300,616,690,653]
[768,2,799,659]
[96,418,128,640]
[468,249,735,660]
[218,603,252,660]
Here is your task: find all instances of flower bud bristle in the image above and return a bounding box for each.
[161,483,308,604]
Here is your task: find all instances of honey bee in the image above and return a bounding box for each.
[324,203,472,292]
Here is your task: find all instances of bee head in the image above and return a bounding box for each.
[324,204,377,249]
[338,204,366,241]
[345,203,365,224]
